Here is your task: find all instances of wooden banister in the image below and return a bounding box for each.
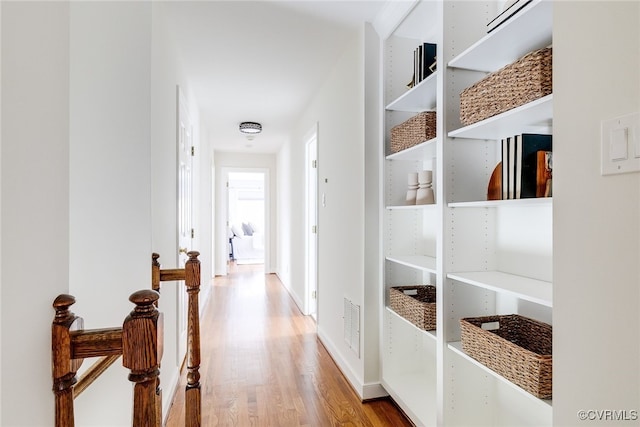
[70,327,122,359]
[184,251,202,427]
[52,294,84,427]
[151,251,202,427]
[74,355,120,398]
[123,290,162,427]
[52,290,163,427]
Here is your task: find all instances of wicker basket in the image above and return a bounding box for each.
[390,111,436,154]
[460,314,552,399]
[460,47,552,125]
[389,285,436,331]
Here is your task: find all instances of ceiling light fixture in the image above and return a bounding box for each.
[239,121,262,134]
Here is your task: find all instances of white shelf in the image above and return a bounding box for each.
[448,0,552,73]
[448,342,553,409]
[447,270,552,307]
[448,94,552,140]
[381,373,436,427]
[385,72,438,112]
[386,306,437,341]
[449,197,551,208]
[386,254,437,273]
[386,203,437,211]
[386,137,437,161]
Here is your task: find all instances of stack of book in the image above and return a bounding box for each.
[408,43,436,88]
[501,133,552,199]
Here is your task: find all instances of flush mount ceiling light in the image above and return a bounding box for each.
[239,121,262,135]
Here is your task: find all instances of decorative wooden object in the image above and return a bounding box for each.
[123,290,163,427]
[487,162,503,200]
[152,251,202,427]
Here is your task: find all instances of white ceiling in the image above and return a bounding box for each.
[158,1,390,154]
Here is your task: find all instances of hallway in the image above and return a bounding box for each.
[165,263,412,426]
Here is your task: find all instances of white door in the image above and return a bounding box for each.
[305,129,318,319]
[177,86,193,360]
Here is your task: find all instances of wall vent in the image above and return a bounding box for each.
[343,297,360,358]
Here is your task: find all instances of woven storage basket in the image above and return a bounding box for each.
[389,285,436,331]
[460,47,552,125]
[460,314,552,399]
[390,111,436,154]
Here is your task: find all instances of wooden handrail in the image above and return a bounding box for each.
[52,290,163,427]
[70,327,122,359]
[152,251,202,427]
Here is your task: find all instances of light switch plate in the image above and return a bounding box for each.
[601,112,640,175]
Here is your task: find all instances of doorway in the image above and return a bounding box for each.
[176,86,193,361]
[227,170,267,267]
[305,125,318,320]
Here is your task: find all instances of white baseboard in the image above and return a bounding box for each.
[317,328,388,401]
[317,327,365,399]
[362,382,388,400]
[162,368,180,425]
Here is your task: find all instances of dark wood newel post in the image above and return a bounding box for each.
[151,253,161,304]
[52,295,84,427]
[185,251,202,427]
[123,290,163,427]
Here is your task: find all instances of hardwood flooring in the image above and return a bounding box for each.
[165,263,412,427]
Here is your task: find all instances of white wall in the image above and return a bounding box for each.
[287,27,383,398]
[150,2,213,415]
[362,22,382,393]
[68,3,152,425]
[554,2,640,425]
[276,138,293,292]
[214,151,278,276]
[1,2,70,425]
[1,3,213,425]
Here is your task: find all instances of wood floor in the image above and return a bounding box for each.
[164,263,412,427]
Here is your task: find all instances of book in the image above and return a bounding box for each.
[501,137,510,199]
[487,0,532,33]
[411,43,437,85]
[514,134,552,198]
[508,136,516,199]
[422,43,437,80]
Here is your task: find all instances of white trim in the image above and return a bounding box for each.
[304,122,319,318]
[221,167,270,274]
[317,327,366,399]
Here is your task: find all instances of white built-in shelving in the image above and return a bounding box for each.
[447,341,553,409]
[386,255,436,274]
[448,0,552,72]
[379,0,554,426]
[386,137,436,161]
[448,197,551,208]
[385,71,438,112]
[447,94,553,140]
[442,0,554,423]
[380,1,440,426]
[447,271,552,307]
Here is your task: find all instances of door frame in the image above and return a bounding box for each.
[220,167,270,275]
[304,123,319,319]
[176,85,194,361]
